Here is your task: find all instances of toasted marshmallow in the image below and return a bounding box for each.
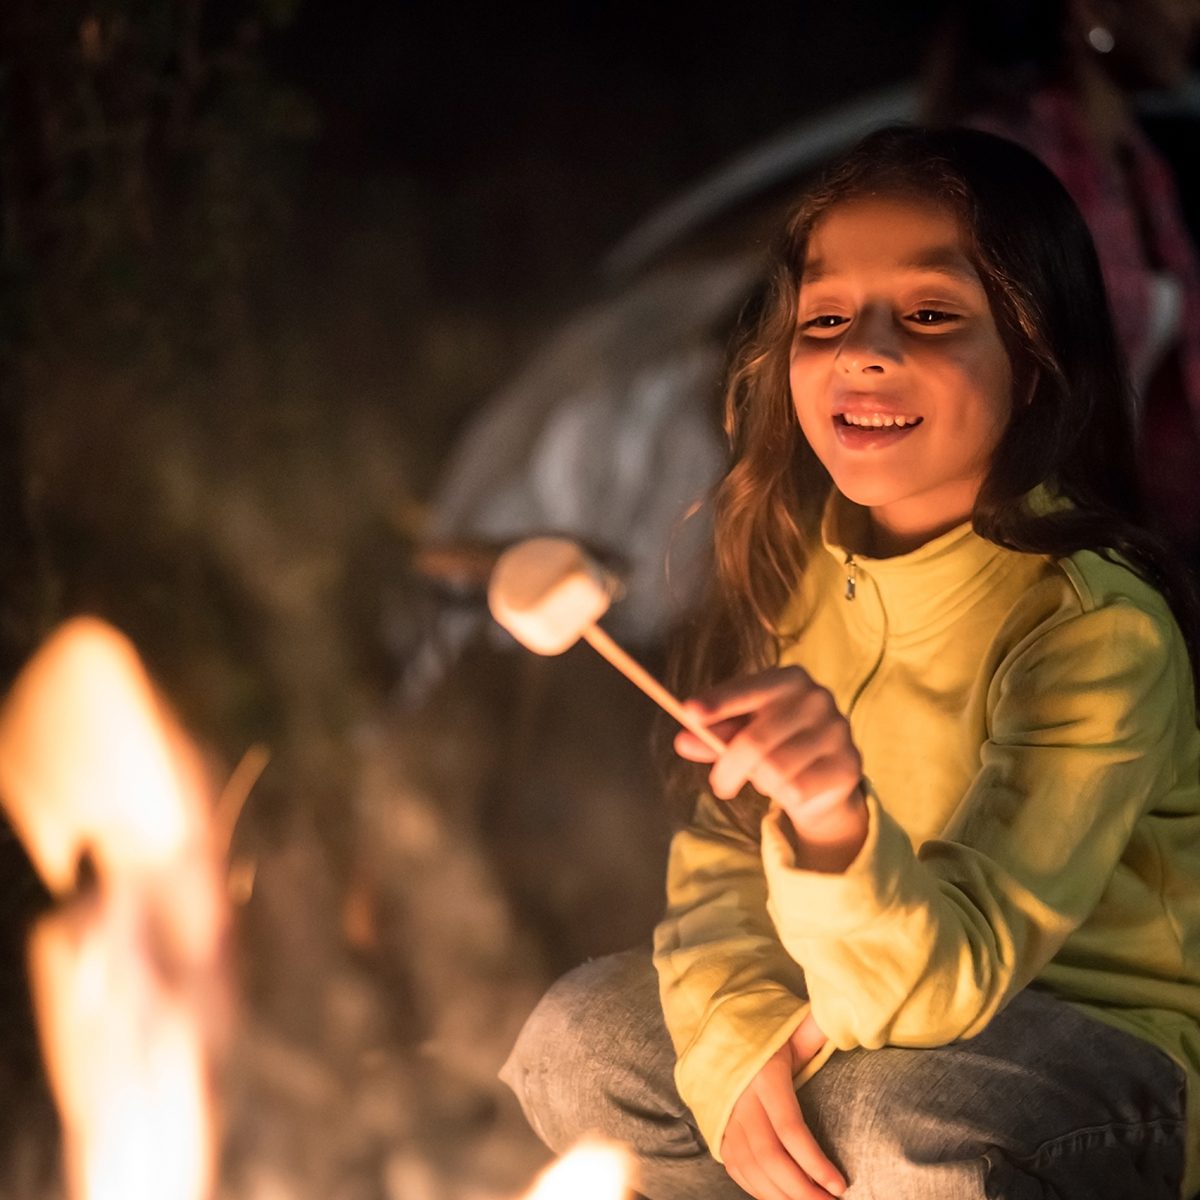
[488,537,618,655]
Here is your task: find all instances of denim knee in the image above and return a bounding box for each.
[501,968,591,1151]
[500,949,700,1161]
[797,989,1188,1200]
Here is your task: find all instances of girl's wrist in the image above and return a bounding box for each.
[781,786,869,872]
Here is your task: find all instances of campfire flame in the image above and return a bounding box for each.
[29,885,214,1200]
[0,619,230,1200]
[522,1138,633,1200]
[0,618,632,1200]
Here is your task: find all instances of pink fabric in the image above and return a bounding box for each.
[972,87,1200,545]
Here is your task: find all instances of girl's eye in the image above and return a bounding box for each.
[800,315,848,332]
[909,309,960,326]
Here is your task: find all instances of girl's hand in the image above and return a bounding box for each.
[721,1013,846,1199]
[677,667,868,872]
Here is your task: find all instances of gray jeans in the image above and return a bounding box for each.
[501,949,1188,1200]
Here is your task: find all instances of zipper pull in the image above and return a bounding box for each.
[844,555,857,601]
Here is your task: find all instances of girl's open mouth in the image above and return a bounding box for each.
[833,412,924,449]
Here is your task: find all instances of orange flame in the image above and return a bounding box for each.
[0,618,228,1200]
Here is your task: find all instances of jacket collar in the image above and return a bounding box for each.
[818,491,1020,638]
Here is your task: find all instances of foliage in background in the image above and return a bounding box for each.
[0,0,316,738]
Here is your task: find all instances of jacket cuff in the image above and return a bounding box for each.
[761,785,912,939]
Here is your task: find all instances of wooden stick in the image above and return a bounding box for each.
[582,624,727,756]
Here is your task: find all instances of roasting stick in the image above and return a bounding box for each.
[580,624,726,755]
[488,536,727,757]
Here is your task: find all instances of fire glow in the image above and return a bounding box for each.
[0,619,229,1200]
[522,1138,632,1200]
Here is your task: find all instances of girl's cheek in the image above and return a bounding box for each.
[788,357,820,404]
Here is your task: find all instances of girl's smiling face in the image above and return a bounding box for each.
[790,196,1015,555]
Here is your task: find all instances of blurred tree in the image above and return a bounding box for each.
[0,0,316,736]
[0,7,316,1179]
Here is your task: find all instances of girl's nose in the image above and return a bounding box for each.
[836,309,901,374]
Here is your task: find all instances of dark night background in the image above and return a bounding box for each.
[267,0,930,488]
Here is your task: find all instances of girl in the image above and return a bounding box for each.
[501,126,1200,1200]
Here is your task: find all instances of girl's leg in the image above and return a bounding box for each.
[500,947,745,1199]
[501,949,1187,1200]
[801,984,1186,1199]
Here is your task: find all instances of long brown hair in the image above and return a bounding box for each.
[674,125,1200,733]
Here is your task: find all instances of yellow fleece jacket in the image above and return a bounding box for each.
[653,500,1200,1197]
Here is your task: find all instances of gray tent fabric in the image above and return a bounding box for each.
[429,254,761,644]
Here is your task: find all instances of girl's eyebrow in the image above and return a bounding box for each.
[802,247,981,286]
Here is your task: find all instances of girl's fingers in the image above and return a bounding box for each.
[722,1042,840,1200]
[738,1096,834,1200]
[722,1158,755,1200]
[711,714,831,801]
[723,1122,787,1200]
[673,717,745,762]
[756,1073,846,1198]
[749,1059,838,1198]
[707,683,844,800]
[720,1108,816,1195]
[720,1120,767,1200]
[686,666,820,723]
[682,668,860,825]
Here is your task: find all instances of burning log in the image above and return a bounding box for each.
[0,618,231,1200]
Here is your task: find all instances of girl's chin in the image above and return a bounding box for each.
[827,473,980,543]
[825,474,914,510]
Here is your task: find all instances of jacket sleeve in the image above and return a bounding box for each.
[761,598,1184,1052]
[653,790,836,1162]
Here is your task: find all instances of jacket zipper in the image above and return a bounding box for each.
[843,556,886,719]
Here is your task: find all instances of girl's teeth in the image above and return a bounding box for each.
[842,413,920,428]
